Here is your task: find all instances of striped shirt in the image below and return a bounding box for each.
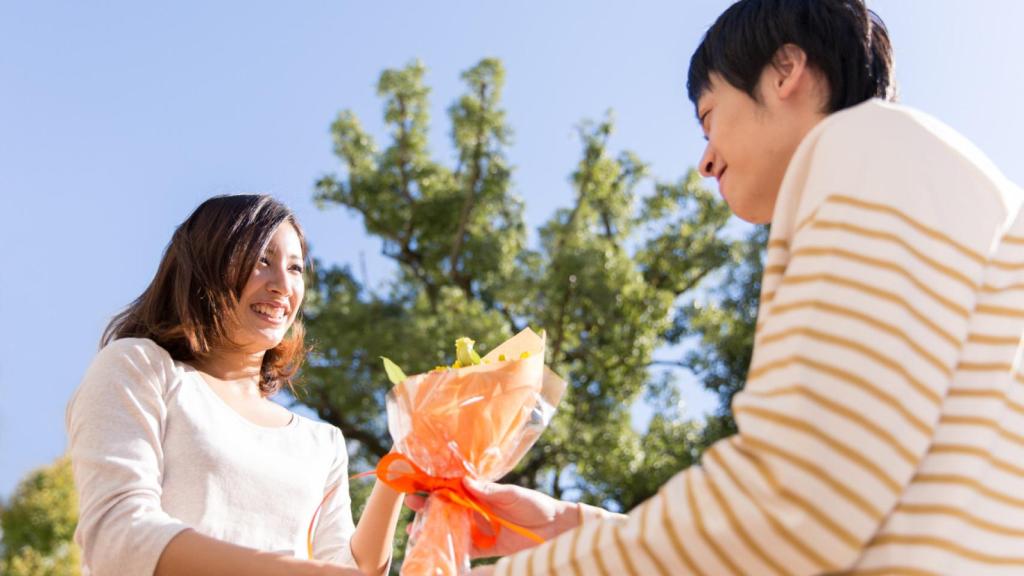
[494,99,1024,576]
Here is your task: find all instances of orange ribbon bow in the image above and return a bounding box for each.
[376,453,544,549]
[307,452,543,560]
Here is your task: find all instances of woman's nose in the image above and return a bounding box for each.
[267,267,290,294]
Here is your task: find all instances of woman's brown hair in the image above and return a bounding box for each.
[102,194,310,396]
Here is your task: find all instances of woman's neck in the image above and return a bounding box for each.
[192,348,265,396]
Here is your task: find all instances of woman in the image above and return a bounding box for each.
[66,195,401,575]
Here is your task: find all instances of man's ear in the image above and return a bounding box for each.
[769,43,810,100]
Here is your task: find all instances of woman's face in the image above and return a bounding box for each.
[232,222,305,353]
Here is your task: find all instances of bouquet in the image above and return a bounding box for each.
[380,327,565,575]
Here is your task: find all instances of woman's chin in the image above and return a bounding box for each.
[258,334,286,351]
[237,329,286,353]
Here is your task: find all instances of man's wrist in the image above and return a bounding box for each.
[575,502,603,526]
[553,500,607,536]
[551,500,582,536]
[575,501,629,528]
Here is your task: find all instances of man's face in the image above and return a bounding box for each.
[695,72,810,224]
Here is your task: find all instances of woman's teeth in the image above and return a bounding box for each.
[251,304,285,320]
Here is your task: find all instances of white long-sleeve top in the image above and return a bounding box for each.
[495,99,1024,575]
[66,337,356,576]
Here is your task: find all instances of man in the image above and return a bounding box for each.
[417,0,1023,573]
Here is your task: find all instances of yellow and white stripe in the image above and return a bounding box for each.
[495,100,1024,575]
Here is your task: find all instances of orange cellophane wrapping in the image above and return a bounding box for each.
[401,496,472,576]
[387,328,564,576]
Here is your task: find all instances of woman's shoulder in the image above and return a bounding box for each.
[68,338,184,429]
[292,412,344,439]
[94,337,176,369]
[291,413,348,456]
[99,336,171,358]
[84,337,181,392]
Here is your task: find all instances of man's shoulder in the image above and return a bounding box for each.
[775,99,1020,248]
[818,99,1011,189]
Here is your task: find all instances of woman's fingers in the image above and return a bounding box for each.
[404,493,427,512]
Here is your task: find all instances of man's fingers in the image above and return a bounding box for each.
[462,478,494,499]
[463,479,519,507]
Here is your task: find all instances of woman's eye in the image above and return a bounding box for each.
[291,265,304,273]
[258,256,270,266]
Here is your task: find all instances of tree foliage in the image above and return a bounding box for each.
[301,58,763,521]
[1,456,80,576]
[4,58,768,576]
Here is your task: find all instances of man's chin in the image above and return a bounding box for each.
[737,210,773,225]
[724,191,774,224]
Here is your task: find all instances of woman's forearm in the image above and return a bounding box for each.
[350,481,404,575]
[154,529,352,576]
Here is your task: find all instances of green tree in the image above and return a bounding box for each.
[670,224,768,450]
[302,55,758,509]
[1,457,81,576]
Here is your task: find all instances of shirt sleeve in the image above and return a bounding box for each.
[310,426,359,569]
[494,104,1007,576]
[65,338,190,576]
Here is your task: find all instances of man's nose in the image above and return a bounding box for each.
[698,143,717,178]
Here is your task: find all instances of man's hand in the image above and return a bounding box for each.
[404,479,579,558]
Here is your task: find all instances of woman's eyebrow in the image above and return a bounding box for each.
[264,246,303,260]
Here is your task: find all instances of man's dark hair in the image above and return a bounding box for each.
[688,0,895,112]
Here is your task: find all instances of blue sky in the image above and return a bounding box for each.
[2,1,1022,498]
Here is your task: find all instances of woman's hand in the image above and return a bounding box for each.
[405,479,579,558]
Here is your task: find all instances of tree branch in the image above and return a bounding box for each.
[336,422,389,458]
[549,274,574,366]
[449,80,489,293]
[674,264,717,296]
[395,96,415,206]
[648,359,689,369]
[311,384,390,457]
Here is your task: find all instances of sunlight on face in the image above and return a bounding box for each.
[695,72,817,224]
[232,222,306,353]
